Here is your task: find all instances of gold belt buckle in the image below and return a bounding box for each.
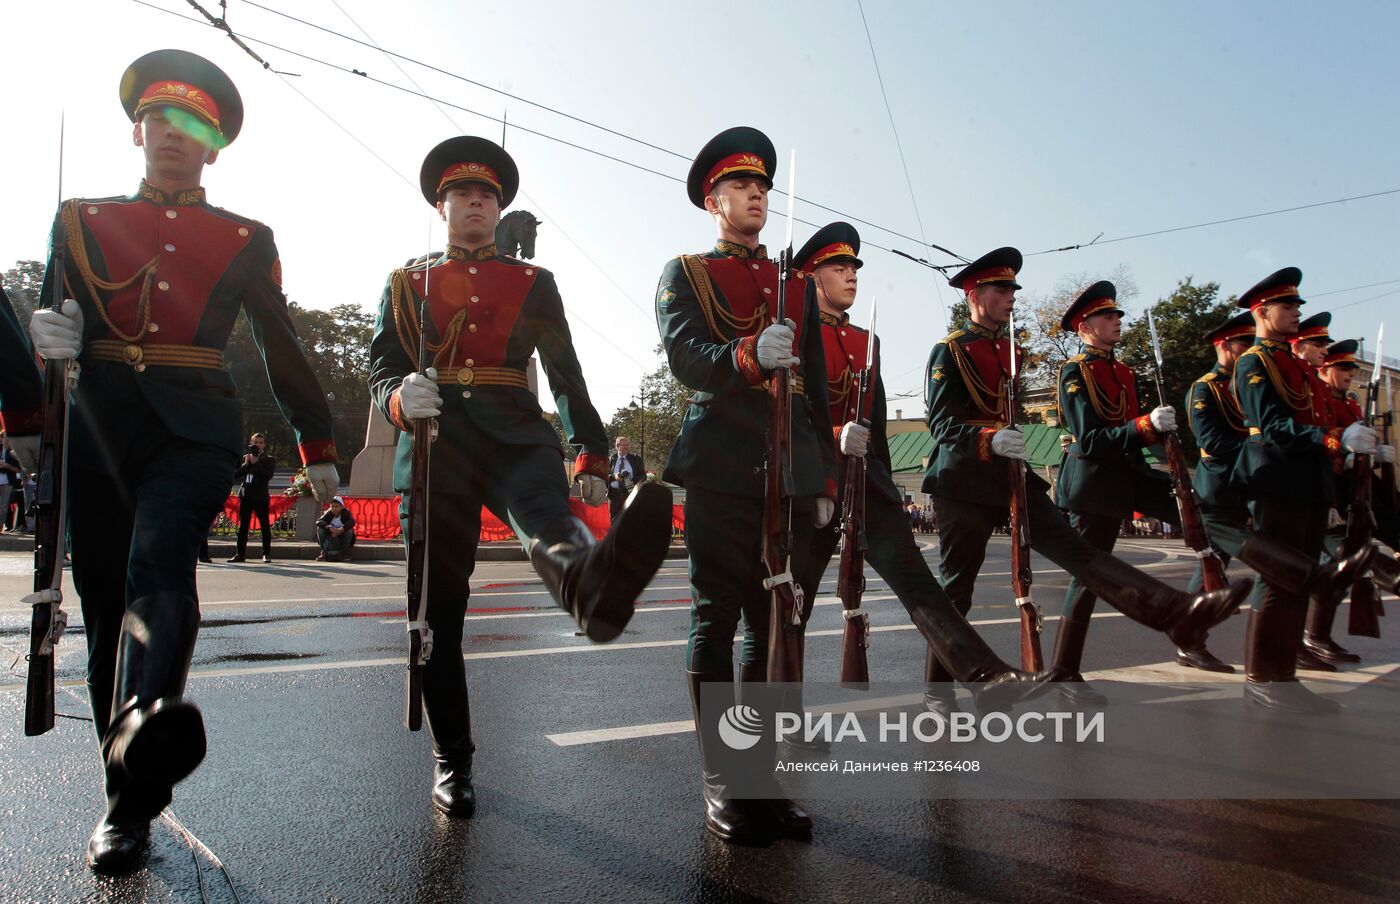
[123,344,144,366]
[456,366,475,386]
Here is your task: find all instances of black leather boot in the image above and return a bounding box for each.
[86,817,150,874]
[1304,590,1361,664]
[530,482,672,642]
[1368,543,1399,594]
[921,646,963,718]
[736,662,814,838]
[688,668,768,846]
[1244,606,1340,713]
[1048,590,1108,706]
[103,594,205,791]
[1078,553,1252,649]
[1175,644,1236,673]
[423,672,476,818]
[1239,534,1376,605]
[908,599,1051,715]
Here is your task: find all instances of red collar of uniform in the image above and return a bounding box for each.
[714,240,768,259]
[445,244,498,261]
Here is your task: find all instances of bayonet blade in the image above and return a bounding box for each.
[1147,308,1164,368]
[783,149,796,254]
[865,297,877,371]
[1008,307,1018,382]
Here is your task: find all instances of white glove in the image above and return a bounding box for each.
[399,368,442,420]
[1149,405,1178,433]
[755,318,800,371]
[990,427,1027,460]
[813,497,835,528]
[29,299,83,360]
[577,473,607,506]
[1342,421,1377,456]
[838,421,869,458]
[7,436,40,472]
[306,462,340,502]
[1378,444,1396,465]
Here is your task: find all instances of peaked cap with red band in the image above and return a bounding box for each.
[1289,311,1332,346]
[687,126,776,209]
[1204,311,1255,345]
[1061,280,1123,332]
[1237,266,1304,311]
[120,49,243,146]
[947,246,1023,292]
[1321,338,1359,369]
[794,221,863,272]
[420,135,520,207]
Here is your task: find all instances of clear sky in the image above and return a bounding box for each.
[3,0,1397,420]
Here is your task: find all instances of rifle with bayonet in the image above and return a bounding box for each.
[25,121,75,737]
[1005,308,1042,670]
[402,240,437,730]
[837,300,876,685]
[1347,324,1384,638]
[1146,309,1229,593]
[764,150,803,684]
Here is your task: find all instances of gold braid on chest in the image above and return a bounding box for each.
[828,367,853,405]
[1076,362,1130,423]
[945,340,1007,420]
[1208,380,1247,433]
[62,200,159,343]
[391,268,469,370]
[679,254,768,340]
[1247,349,1312,414]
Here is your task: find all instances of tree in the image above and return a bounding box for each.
[606,344,689,474]
[2,260,46,325]
[1118,277,1236,454]
[225,301,374,478]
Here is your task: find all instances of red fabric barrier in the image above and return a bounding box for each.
[222,494,295,528]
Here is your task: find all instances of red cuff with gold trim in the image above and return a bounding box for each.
[574,452,608,479]
[976,427,996,463]
[298,439,339,465]
[824,478,838,501]
[735,335,764,386]
[1134,414,1160,445]
[388,387,412,432]
[1323,427,1343,457]
[0,408,42,437]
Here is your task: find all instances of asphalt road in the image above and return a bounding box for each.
[1,538,1397,903]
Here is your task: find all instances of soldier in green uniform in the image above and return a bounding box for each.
[369,136,672,819]
[775,223,1046,734]
[1050,281,1229,699]
[1180,311,1257,670]
[29,50,340,873]
[1228,269,1377,712]
[921,249,1251,709]
[1308,339,1400,661]
[656,127,834,846]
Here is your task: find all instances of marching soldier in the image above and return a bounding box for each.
[1228,269,1377,712]
[0,287,43,470]
[1050,282,1231,697]
[784,222,1046,727]
[1289,312,1337,428]
[1181,311,1257,668]
[28,50,340,872]
[1309,339,1400,659]
[921,249,1251,708]
[369,136,672,819]
[656,127,834,845]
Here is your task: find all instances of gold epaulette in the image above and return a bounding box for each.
[1197,371,1218,383]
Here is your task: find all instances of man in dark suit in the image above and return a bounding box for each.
[29,50,338,872]
[228,432,275,563]
[606,436,645,522]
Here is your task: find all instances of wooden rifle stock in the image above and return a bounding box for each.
[25,216,72,737]
[763,248,803,684]
[1348,372,1383,637]
[837,366,871,685]
[1161,432,1228,592]
[1004,336,1041,670]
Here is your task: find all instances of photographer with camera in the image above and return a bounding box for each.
[607,436,645,523]
[228,433,276,563]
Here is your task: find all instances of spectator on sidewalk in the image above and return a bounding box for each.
[315,496,356,561]
[228,433,276,563]
[0,437,19,532]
